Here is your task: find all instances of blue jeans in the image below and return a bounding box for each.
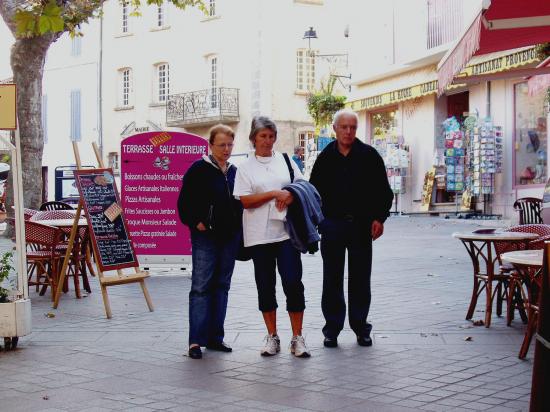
[189,230,240,346]
[250,240,305,312]
[320,218,373,339]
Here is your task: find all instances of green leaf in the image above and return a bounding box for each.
[38,16,52,34]
[43,1,62,19]
[14,11,37,36]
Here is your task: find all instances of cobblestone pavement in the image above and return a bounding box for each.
[0,217,535,411]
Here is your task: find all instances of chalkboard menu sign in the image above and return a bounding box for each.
[74,168,138,271]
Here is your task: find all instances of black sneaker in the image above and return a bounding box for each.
[188,346,202,359]
[206,341,233,352]
[323,337,338,348]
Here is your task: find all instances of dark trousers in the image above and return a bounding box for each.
[250,240,305,312]
[320,218,373,338]
[189,230,240,346]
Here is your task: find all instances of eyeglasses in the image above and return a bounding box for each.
[212,143,234,149]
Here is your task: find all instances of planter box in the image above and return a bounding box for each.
[0,299,31,337]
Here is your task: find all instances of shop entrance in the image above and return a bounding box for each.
[435,92,470,204]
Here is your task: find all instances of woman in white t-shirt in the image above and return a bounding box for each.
[234,116,310,358]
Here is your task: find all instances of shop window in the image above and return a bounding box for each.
[514,82,548,186]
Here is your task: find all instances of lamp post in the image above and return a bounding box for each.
[302,26,351,90]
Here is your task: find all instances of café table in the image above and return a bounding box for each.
[32,217,90,298]
[453,230,539,327]
[501,249,543,359]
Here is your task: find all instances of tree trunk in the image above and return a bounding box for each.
[8,36,53,210]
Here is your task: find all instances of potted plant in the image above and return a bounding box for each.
[306,76,347,134]
[0,251,31,350]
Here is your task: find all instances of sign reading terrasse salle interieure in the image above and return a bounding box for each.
[121,131,208,265]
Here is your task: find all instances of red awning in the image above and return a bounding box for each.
[437,0,550,94]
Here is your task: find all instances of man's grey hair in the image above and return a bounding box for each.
[294,145,304,154]
[249,116,277,147]
[333,109,359,126]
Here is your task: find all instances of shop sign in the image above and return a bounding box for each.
[0,84,16,130]
[457,47,538,78]
[348,80,438,111]
[348,48,539,112]
[120,131,207,263]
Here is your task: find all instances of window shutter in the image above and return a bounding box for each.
[70,89,82,142]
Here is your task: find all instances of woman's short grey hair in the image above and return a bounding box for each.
[333,109,359,126]
[249,116,277,147]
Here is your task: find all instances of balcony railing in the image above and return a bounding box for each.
[166,87,239,127]
[427,0,463,49]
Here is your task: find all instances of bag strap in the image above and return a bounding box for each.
[282,153,294,183]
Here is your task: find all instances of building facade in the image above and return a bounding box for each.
[347,0,549,219]
[101,0,352,172]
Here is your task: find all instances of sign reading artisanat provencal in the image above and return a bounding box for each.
[348,48,539,112]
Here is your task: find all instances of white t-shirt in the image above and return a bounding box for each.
[234,151,304,247]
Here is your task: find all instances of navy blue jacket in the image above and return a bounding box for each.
[177,157,242,238]
[283,179,324,253]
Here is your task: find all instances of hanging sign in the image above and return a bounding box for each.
[121,131,208,265]
[0,84,16,130]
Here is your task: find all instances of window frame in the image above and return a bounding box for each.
[122,2,129,34]
[156,63,170,103]
[296,49,316,92]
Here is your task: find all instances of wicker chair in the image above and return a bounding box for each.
[30,210,92,296]
[39,201,74,211]
[26,221,65,300]
[495,224,550,326]
[513,197,543,225]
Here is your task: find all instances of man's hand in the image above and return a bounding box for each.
[196,222,207,231]
[371,220,384,240]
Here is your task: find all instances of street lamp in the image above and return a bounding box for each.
[302,26,351,89]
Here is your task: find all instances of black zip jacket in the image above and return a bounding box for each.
[309,139,394,225]
[177,157,242,237]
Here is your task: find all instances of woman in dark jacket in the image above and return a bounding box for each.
[177,124,242,359]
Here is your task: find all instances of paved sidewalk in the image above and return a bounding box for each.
[0,217,534,411]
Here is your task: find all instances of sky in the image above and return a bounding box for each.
[0,20,14,80]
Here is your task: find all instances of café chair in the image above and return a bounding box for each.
[39,201,74,211]
[30,209,92,297]
[495,224,550,326]
[514,197,543,225]
[25,221,64,300]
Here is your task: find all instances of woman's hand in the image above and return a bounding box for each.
[274,190,293,211]
[196,222,207,231]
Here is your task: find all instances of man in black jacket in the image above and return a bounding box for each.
[309,109,393,348]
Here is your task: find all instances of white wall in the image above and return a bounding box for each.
[42,21,100,200]
[0,22,13,80]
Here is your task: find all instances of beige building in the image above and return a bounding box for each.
[101,0,352,170]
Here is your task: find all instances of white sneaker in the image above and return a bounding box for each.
[261,334,280,356]
[290,335,311,358]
